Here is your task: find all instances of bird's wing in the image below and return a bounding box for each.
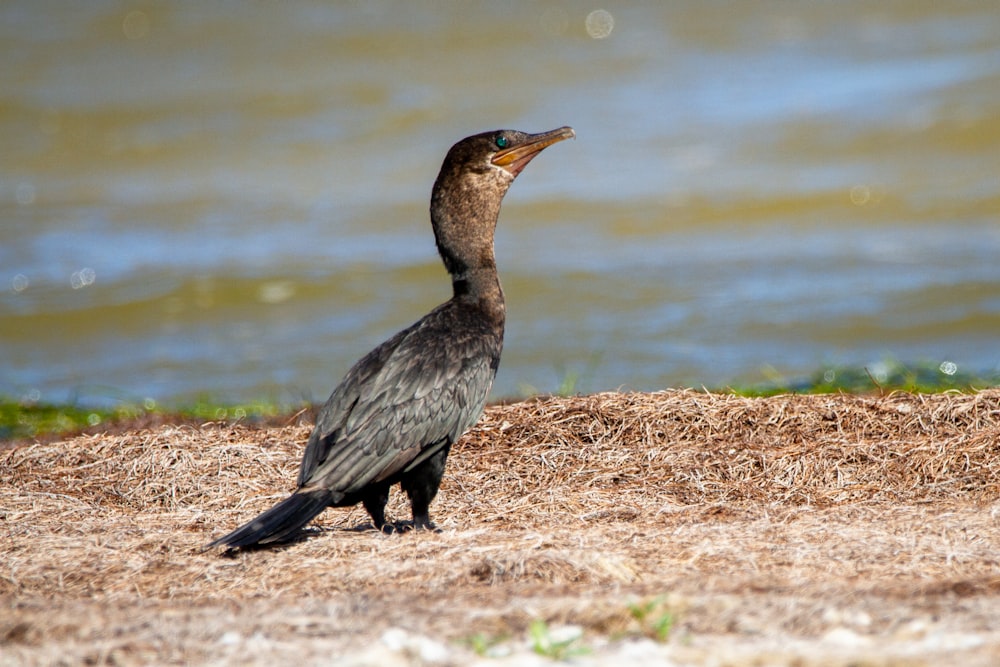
[296,303,501,496]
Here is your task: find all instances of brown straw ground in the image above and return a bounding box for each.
[3,389,1000,665]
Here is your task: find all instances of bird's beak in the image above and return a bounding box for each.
[491,126,575,177]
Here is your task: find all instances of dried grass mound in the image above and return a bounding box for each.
[458,389,1000,513]
[3,389,1000,665]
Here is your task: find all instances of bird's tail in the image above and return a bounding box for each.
[206,489,333,550]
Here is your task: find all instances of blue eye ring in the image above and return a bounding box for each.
[495,136,509,149]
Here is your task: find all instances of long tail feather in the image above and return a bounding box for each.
[206,490,332,549]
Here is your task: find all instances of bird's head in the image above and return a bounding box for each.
[430,126,575,283]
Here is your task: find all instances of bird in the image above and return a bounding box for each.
[207,126,575,549]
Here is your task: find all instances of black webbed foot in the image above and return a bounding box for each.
[402,516,441,533]
[377,522,399,534]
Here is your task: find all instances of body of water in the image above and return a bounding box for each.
[2,2,999,406]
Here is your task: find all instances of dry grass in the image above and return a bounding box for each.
[3,389,1000,665]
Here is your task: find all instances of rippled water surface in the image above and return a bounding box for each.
[2,2,999,405]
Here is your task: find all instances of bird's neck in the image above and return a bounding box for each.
[450,261,506,323]
[430,172,507,322]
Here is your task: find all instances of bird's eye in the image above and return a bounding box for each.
[495,136,509,149]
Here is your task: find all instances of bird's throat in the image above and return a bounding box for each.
[452,267,505,322]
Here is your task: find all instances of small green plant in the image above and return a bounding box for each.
[459,632,508,657]
[556,370,580,397]
[529,619,590,660]
[627,595,674,642]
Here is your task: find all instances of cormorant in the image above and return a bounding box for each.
[207,126,575,549]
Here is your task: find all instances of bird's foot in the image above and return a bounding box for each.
[405,518,441,533]
[366,520,440,534]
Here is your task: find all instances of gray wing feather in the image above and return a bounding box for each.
[296,302,500,496]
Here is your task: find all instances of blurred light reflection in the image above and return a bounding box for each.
[70,268,96,290]
[585,10,614,39]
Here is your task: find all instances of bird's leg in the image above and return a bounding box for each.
[361,482,392,533]
[401,444,451,531]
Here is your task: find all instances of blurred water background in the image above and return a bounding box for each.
[2,2,999,408]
